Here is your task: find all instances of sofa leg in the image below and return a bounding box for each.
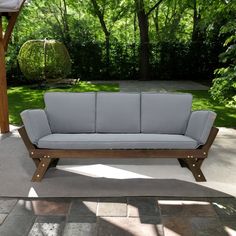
[182,158,206,182]
[32,158,52,182]
[32,158,41,168]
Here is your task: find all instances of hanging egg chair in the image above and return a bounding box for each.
[18,39,72,83]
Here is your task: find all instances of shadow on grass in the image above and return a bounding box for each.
[8,81,119,125]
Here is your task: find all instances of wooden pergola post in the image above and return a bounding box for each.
[0,10,22,133]
[0,16,8,133]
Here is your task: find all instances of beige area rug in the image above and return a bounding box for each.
[0,129,235,198]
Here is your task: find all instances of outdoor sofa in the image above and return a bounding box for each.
[19,92,218,182]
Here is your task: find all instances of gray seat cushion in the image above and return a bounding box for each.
[44,92,96,133]
[37,134,198,150]
[96,93,141,133]
[141,93,192,134]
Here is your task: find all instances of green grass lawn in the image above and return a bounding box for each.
[7,84,235,128]
[8,81,119,125]
[179,90,236,128]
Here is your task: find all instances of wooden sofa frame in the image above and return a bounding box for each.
[18,126,219,182]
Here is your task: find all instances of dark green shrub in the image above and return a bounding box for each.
[210,23,236,107]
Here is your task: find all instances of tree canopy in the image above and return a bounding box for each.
[4,0,236,85]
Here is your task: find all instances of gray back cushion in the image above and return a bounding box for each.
[44,92,96,133]
[96,93,141,133]
[141,93,192,134]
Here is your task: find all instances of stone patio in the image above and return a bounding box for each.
[0,197,235,235]
[93,80,209,92]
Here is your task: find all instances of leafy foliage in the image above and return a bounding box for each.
[210,2,236,107]
[179,90,236,127]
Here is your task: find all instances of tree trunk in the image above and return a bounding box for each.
[153,7,159,35]
[192,0,198,41]
[90,0,110,72]
[61,0,72,49]
[136,0,150,80]
[191,0,206,79]
[105,34,110,68]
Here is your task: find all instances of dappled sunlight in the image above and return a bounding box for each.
[224,226,236,236]
[212,202,227,210]
[56,164,152,179]
[158,200,210,206]
[18,199,33,212]
[29,223,61,235]
[28,187,39,198]
[163,228,181,236]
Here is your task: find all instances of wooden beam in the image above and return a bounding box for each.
[0,1,25,133]
[3,12,19,51]
[0,16,9,133]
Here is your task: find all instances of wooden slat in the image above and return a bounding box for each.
[183,158,206,182]
[3,12,19,51]
[31,148,206,159]
[18,126,36,151]
[0,1,25,133]
[32,158,52,182]
[202,127,219,152]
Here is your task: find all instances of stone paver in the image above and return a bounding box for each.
[220,218,236,236]
[97,197,127,217]
[162,217,194,236]
[128,197,160,217]
[28,216,66,236]
[0,199,17,213]
[0,133,11,141]
[190,217,228,236]
[0,214,7,225]
[35,215,66,223]
[0,197,235,235]
[211,197,236,217]
[63,223,97,236]
[0,214,35,236]
[159,200,217,217]
[93,80,209,92]
[162,216,228,236]
[31,200,70,216]
[68,198,98,222]
[97,217,164,236]
[29,223,63,236]
[10,199,35,216]
[67,216,97,223]
[121,80,209,92]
